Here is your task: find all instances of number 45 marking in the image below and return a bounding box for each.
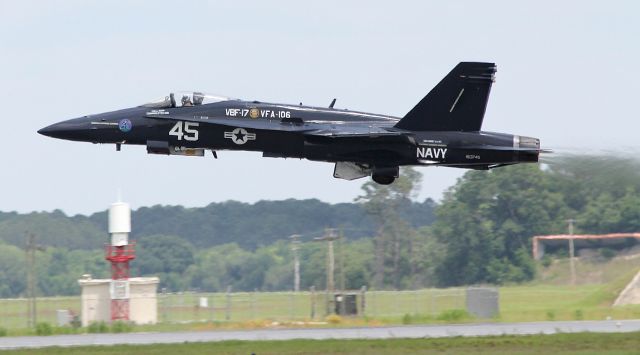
[169,121,199,141]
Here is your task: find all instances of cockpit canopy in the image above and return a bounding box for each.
[141,91,233,108]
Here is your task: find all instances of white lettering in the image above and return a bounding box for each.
[169,121,199,141]
[169,121,183,140]
[417,147,447,160]
[183,122,199,141]
[225,108,241,117]
[425,148,433,158]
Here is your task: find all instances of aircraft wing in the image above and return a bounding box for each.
[145,113,406,139]
[307,126,404,138]
[146,112,316,132]
[460,145,543,153]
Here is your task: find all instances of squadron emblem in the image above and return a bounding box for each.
[118,119,132,132]
[249,108,260,119]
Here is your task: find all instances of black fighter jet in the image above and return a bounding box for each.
[39,62,542,185]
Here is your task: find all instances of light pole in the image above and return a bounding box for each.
[314,229,339,293]
[24,232,45,328]
[314,228,339,315]
[289,235,301,292]
[567,219,576,286]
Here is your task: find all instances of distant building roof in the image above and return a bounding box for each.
[78,277,159,286]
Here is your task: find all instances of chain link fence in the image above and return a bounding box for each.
[0,288,468,329]
[0,296,80,329]
[157,288,468,323]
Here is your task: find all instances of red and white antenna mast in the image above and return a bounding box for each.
[105,201,135,321]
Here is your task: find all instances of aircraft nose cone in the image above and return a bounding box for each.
[37,119,91,141]
[38,123,59,138]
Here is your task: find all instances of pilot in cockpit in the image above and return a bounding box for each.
[181,95,193,107]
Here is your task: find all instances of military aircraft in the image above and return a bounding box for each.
[39,62,542,185]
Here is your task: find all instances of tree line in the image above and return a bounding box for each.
[0,194,436,296]
[433,155,640,286]
[0,198,436,250]
[0,155,639,297]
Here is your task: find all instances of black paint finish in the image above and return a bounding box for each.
[39,62,542,184]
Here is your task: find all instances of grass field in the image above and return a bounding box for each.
[3,332,640,354]
[497,255,640,323]
[1,284,640,335]
[1,255,639,334]
[0,288,468,330]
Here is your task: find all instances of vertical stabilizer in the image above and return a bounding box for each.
[395,62,496,131]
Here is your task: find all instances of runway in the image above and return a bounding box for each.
[1,320,639,349]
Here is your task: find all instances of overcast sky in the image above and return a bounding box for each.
[1,1,638,215]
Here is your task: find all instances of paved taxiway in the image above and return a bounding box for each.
[1,320,639,349]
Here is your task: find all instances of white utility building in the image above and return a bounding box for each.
[78,275,159,326]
